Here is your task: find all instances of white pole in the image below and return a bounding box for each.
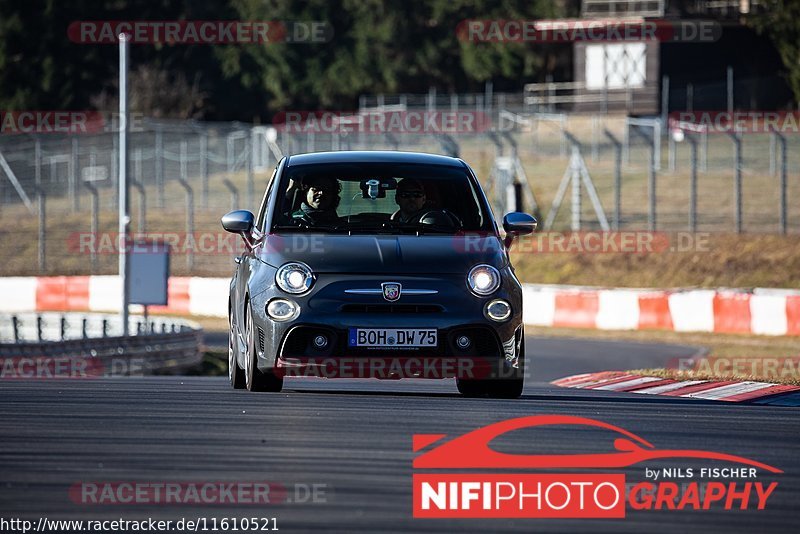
[119,33,130,336]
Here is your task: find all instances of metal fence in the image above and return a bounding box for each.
[0,100,798,277]
[0,312,203,375]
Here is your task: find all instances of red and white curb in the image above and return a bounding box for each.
[523,284,800,336]
[1,277,799,337]
[552,371,800,406]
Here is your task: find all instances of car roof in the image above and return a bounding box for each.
[285,150,466,168]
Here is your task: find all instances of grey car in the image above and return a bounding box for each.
[222,151,536,398]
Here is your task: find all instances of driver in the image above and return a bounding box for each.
[391,178,430,223]
[292,176,342,225]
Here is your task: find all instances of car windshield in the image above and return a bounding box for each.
[270,162,493,234]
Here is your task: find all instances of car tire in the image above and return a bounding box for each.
[228,308,246,390]
[244,300,284,393]
[455,377,488,397]
[488,340,525,399]
[456,340,525,399]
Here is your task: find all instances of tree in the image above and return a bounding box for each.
[752,0,800,103]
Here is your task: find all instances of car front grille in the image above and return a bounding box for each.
[339,304,444,314]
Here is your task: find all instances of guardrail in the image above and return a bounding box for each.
[0,312,204,375]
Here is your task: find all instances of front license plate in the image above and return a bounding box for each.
[348,328,437,348]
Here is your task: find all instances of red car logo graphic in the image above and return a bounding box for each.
[413,415,781,472]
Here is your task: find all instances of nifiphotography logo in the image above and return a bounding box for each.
[412,415,781,519]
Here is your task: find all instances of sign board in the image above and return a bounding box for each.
[82,165,109,182]
[129,241,170,306]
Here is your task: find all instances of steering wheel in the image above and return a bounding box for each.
[415,209,463,229]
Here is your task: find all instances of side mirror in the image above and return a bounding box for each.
[221,210,255,234]
[502,212,537,249]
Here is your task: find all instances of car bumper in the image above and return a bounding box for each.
[249,272,524,379]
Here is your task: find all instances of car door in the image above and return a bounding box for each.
[237,166,279,333]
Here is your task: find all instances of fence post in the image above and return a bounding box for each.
[623,118,629,166]
[728,132,742,233]
[774,129,788,234]
[70,136,79,212]
[700,130,708,172]
[178,141,194,271]
[34,137,42,188]
[223,179,239,212]
[111,135,118,210]
[570,145,581,231]
[668,132,676,172]
[155,127,164,208]
[132,148,146,234]
[200,131,209,209]
[37,187,46,271]
[227,132,235,188]
[247,130,254,204]
[727,66,734,114]
[653,119,662,171]
[769,130,777,176]
[83,180,99,273]
[604,130,622,230]
[686,133,698,232]
[648,139,657,231]
[591,116,599,162]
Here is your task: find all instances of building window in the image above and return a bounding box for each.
[585,43,646,90]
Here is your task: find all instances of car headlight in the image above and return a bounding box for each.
[467,264,501,296]
[276,262,314,294]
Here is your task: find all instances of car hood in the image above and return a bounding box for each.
[258,234,507,274]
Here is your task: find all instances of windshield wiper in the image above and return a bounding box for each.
[271,224,349,233]
[391,222,456,235]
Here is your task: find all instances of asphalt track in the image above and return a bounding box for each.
[1,334,798,533]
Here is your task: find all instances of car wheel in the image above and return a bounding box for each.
[488,339,525,399]
[456,339,525,399]
[228,308,246,389]
[244,300,283,393]
[455,377,488,397]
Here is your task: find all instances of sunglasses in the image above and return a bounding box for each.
[398,191,424,199]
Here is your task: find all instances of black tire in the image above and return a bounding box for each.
[456,339,525,399]
[488,339,525,399]
[456,378,488,397]
[244,301,283,393]
[228,308,246,389]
